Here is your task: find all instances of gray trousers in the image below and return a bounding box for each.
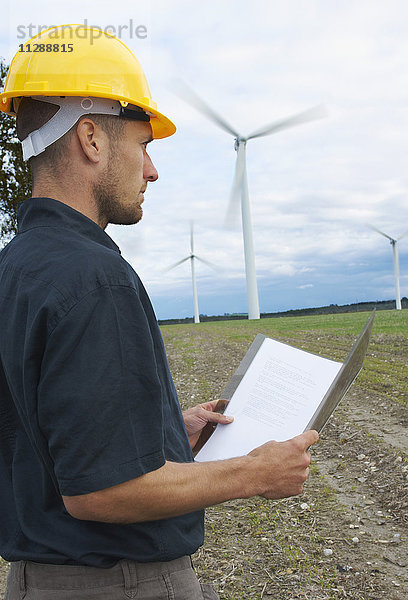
[5,556,219,600]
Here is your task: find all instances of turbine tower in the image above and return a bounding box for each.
[368,225,408,310]
[175,82,327,319]
[165,223,218,323]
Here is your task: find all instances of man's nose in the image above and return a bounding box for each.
[144,152,158,182]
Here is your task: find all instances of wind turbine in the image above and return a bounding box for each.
[165,223,218,323]
[368,224,408,310]
[174,81,327,319]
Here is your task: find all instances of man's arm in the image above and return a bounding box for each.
[62,429,318,523]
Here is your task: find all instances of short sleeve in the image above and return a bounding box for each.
[37,285,166,496]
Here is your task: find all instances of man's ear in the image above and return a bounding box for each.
[75,118,108,164]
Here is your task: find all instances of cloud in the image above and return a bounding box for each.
[297,284,314,290]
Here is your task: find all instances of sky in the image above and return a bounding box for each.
[1,1,408,320]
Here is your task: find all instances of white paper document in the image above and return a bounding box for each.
[195,311,375,462]
[195,338,342,461]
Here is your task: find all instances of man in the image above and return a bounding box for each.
[0,25,318,600]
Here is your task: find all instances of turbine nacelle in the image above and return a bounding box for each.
[234,137,246,151]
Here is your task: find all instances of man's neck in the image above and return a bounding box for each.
[32,180,103,229]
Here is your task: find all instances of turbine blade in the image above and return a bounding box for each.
[224,144,245,229]
[397,229,408,241]
[190,221,194,254]
[246,104,328,140]
[171,79,240,138]
[366,224,395,242]
[163,256,190,272]
[194,255,222,271]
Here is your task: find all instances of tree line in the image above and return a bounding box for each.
[158,299,407,325]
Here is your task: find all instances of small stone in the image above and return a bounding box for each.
[352,537,360,544]
[300,503,309,510]
[336,564,353,572]
[323,548,333,556]
[357,454,366,460]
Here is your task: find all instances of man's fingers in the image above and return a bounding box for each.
[201,399,220,411]
[200,408,233,424]
[293,429,319,449]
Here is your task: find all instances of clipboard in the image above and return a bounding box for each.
[194,310,375,455]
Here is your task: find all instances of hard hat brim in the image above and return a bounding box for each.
[1,90,176,139]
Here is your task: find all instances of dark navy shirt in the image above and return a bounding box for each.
[0,197,204,566]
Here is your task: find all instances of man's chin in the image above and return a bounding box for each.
[110,209,143,226]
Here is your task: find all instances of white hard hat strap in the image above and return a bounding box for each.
[21,96,122,161]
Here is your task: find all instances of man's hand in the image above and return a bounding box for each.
[247,429,319,499]
[183,400,234,450]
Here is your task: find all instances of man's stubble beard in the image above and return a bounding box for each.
[93,147,142,227]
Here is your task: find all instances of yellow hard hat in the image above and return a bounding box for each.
[0,24,176,140]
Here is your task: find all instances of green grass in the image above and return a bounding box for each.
[161,310,408,407]
[162,309,407,339]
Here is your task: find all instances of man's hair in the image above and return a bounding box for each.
[16,97,125,182]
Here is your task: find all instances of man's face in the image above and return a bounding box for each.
[93,120,158,228]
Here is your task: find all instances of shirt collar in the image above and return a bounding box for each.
[17,197,121,254]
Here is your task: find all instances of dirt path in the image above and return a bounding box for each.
[312,391,408,599]
[163,323,408,599]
